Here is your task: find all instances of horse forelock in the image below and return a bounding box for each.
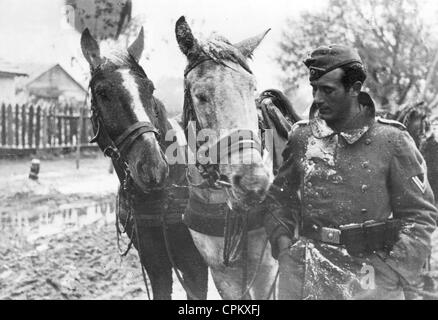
[194,34,252,74]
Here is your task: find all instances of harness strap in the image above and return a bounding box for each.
[115,122,159,153]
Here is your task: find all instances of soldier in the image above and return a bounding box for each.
[264,45,438,299]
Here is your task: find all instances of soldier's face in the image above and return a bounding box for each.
[310,68,353,123]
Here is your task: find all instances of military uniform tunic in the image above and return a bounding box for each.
[264,102,437,299]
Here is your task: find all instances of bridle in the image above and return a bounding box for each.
[88,66,164,193]
[183,58,262,191]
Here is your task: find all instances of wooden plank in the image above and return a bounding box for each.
[69,105,74,145]
[64,106,69,147]
[35,105,41,148]
[28,105,34,148]
[7,104,13,146]
[57,109,62,146]
[21,104,26,147]
[83,109,89,144]
[1,103,6,146]
[15,104,19,147]
[42,108,48,148]
[48,105,54,146]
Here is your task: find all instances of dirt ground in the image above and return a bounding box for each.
[0,152,437,300]
[0,152,219,300]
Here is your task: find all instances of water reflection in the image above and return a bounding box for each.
[0,198,115,241]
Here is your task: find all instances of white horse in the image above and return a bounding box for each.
[175,16,279,300]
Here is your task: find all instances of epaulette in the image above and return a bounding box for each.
[290,119,309,132]
[376,117,406,130]
[288,120,309,140]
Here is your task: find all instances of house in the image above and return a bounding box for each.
[0,59,28,104]
[21,63,88,104]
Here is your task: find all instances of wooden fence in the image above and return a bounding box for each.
[0,102,96,153]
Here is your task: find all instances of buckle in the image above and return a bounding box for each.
[320,227,341,244]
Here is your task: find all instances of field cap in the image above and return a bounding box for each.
[304,44,363,81]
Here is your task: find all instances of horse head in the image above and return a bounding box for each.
[81,28,169,192]
[175,16,271,204]
[395,102,430,148]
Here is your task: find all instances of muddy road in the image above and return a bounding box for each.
[0,153,436,299]
[0,153,219,300]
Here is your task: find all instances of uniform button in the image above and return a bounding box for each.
[315,192,320,197]
[307,182,312,188]
[361,209,368,214]
[163,203,169,210]
[362,162,369,169]
[312,224,319,231]
[365,139,372,145]
[307,204,313,210]
[361,185,369,193]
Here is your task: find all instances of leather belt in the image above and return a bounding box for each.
[302,219,402,251]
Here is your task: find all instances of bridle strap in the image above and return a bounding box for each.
[115,121,160,154]
[184,58,213,78]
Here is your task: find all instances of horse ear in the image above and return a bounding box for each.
[234,29,271,58]
[128,27,144,62]
[175,16,200,57]
[81,28,102,68]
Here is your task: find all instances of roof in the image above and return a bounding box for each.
[0,58,28,76]
[23,63,88,93]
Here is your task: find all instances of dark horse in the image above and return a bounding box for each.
[80,28,208,300]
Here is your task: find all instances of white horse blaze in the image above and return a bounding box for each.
[119,69,151,123]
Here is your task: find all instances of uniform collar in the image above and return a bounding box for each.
[309,92,376,145]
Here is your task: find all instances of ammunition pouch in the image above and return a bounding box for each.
[302,219,402,257]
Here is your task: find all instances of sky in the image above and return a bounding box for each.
[0,0,326,89]
[0,0,437,111]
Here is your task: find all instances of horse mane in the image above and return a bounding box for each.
[196,33,252,74]
[100,49,148,79]
[394,102,427,127]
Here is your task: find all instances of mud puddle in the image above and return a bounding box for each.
[0,197,116,243]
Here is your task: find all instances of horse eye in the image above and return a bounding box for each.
[95,87,109,99]
[195,93,208,103]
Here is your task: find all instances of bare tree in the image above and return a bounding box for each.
[276,0,438,112]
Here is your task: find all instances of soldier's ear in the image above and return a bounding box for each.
[350,81,362,97]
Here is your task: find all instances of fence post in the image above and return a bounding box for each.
[48,105,54,146]
[57,105,62,146]
[7,104,13,147]
[21,104,26,147]
[15,104,19,147]
[42,108,48,148]
[36,105,41,149]
[1,103,6,146]
[69,105,74,145]
[28,105,34,148]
